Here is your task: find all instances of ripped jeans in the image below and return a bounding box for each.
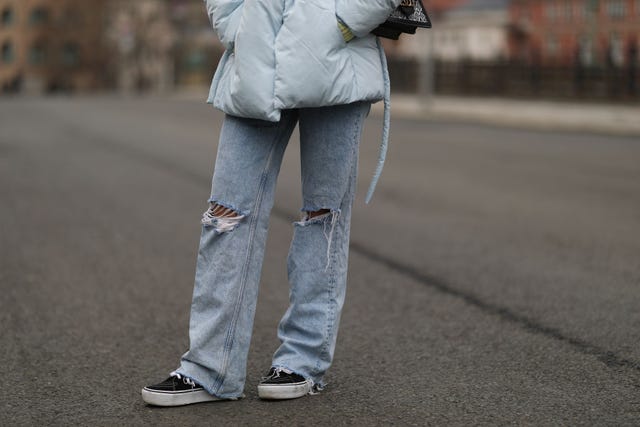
[174,101,372,398]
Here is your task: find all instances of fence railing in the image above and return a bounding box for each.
[386,58,640,101]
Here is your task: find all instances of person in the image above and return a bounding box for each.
[141,0,401,406]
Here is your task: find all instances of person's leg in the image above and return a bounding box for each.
[145,111,298,404]
[262,101,371,398]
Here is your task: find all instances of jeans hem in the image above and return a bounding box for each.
[175,361,244,399]
[270,363,326,390]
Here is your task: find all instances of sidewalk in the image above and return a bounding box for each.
[173,88,640,137]
[372,94,640,136]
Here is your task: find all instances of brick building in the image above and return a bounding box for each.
[430,0,509,61]
[0,0,109,94]
[168,0,222,88]
[509,0,640,67]
[383,0,467,57]
[105,0,176,93]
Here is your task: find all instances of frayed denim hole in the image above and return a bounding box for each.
[201,202,247,233]
[295,207,341,225]
[297,212,331,225]
[206,198,250,217]
[293,209,341,271]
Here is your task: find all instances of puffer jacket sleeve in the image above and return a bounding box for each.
[203,0,244,50]
[335,0,403,38]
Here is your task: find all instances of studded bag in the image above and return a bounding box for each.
[372,0,432,40]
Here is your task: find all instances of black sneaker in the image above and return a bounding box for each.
[142,373,226,406]
[257,368,313,400]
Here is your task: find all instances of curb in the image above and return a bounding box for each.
[371,95,640,137]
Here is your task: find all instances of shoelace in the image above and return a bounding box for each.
[170,372,196,387]
[262,367,323,395]
[262,367,292,381]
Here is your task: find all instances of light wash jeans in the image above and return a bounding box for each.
[174,101,371,398]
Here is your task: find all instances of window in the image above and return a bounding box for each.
[606,0,626,18]
[577,36,594,65]
[1,7,14,27]
[607,32,624,66]
[546,3,569,21]
[60,8,82,26]
[1,40,14,63]
[576,1,589,18]
[29,43,47,65]
[563,1,573,20]
[546,36,559,56]
[61,43,79,66]
[584,0,599,15]
[546,3,559,20]
[186,50,206,70]
[29,7,49,25]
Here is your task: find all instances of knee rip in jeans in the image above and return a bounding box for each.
[201,202,246,233]
[304,209,331,220]
[296,208,341,271]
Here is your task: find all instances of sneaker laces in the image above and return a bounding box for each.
[262,367,292,381]
[170,371,196,387]
[262,367,322,395]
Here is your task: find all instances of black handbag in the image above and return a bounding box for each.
[372,0,432,40]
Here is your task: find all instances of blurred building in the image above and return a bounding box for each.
[385,0,509,61]
[168,0,223,88]
[106,0,176,93]
[1,0,230,95]
[509,0,640,67]
[431,0,509,61]
[0,0,109,94]
[383,0,510,94]
[384,0,466,58]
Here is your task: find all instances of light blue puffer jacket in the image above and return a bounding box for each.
[204,0,402,202]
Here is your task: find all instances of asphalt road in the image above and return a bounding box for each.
[1,96,639,426]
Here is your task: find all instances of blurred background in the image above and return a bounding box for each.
[0,0,638,100]
[2,1,640,425]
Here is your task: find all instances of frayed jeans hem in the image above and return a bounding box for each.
[173,363,243,399]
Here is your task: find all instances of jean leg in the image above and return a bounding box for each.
[176,112,297,398]
[271,102,371,388]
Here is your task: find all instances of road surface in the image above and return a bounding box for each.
[1,96,639,425]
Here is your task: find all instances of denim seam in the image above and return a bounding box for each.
[314,217,338,378]
[311,108,363,379]
[351,107,365,183]
[213,118,290,395]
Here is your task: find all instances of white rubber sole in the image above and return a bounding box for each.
[141,387,236,407]
[257,380,312,400]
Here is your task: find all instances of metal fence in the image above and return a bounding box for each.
[386,58,640,102]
